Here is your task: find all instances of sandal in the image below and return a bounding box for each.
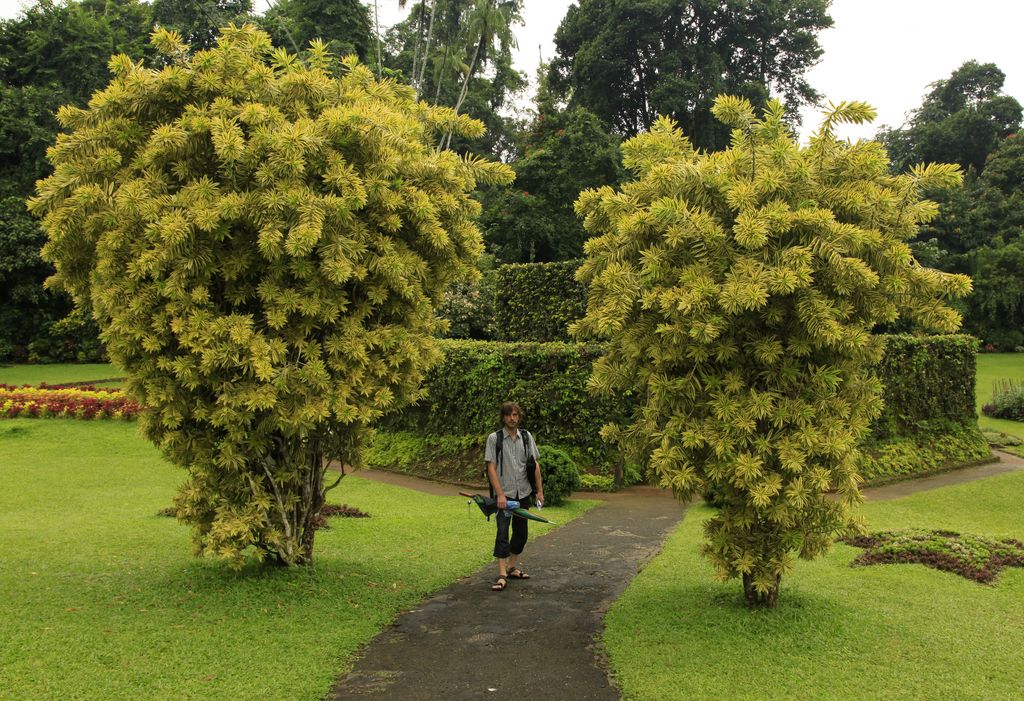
[507,567,530,580]
[491,575,508,591]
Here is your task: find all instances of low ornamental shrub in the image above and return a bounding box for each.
[0,384,141,419]
[537,445,581,506]
[315,503,371,529]
[982,379,1024,422]
[857,421,992,484]
[578,473,616,492]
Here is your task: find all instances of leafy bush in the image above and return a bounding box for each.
[437,267,497,340]
[26,309,106,363]
[858,422,992,483]
[537,444,580,506]
[364,431,485,485]
[578,473,615,492]
[982,429,1023,447]
[982,379,1024,421]
[571,98,971,607]
[30,26,513,567]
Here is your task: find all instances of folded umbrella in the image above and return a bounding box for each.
[459,491,556,524]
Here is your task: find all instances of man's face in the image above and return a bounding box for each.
[503,409,520,430]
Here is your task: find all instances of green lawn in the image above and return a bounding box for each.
[0,362,123,387]
[0,420,596,700]
[605,472,1024,701]
[976,353,1024,441]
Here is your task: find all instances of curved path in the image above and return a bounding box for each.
[330,452,1023,700]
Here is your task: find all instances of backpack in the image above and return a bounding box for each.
[486,429,537,498]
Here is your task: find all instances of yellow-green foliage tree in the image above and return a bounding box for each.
[572,97,971,607]
[30,25,513,566]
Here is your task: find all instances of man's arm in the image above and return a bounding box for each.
[530,436,544,504]
[533,460,543,505]
[486,462,506,509]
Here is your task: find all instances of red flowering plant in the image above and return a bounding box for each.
[0,384,142,420]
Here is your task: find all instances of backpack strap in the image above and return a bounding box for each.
[494,429,504,476]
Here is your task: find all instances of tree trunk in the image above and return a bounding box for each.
[742,572,780,608]
[296,440,326,565]
[265,439,327,567]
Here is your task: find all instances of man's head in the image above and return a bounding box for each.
[499,401,521,431]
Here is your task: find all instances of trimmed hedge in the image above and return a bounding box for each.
[377,334,987,485]
[494,261,586,342]
[874,334,979,438]
[382,339,624,466]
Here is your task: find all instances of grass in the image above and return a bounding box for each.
[604,472,1024,701]
[0,419,597,700]
[0,362,122,387]
[976,353,1024,441]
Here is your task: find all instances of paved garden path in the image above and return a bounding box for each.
[330,451,1024,701]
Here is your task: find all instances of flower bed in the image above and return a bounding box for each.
[0,384,142,420]
[843,528,1024,583]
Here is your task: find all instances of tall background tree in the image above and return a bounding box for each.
[879,61,1024,349]
[384,0,526,159]
[547,0,832,150]
[151,0,253,51]
[260,0,371,59]
[479,67,623,262]
[878,61,1022,175]
[0,0,152,361]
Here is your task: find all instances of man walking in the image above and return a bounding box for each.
[485,401,543,592]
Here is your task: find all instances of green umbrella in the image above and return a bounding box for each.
[459,491,556,524]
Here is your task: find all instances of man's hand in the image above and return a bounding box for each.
[536,490,544,506]
[497,494,507,510]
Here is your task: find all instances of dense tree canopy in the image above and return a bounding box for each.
[878,61,1022,175]
[30,25,513,565]
[548,0,832,150]
[480,103,623,262]
[151,0,253,51]
[0,0,153,361]
[914,134,1024,348]
[883,62,1024,349]
[573,98,970,606]
[0,0,152,104]
[260,0,371,60]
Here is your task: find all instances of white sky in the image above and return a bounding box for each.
[1,0,1022,141]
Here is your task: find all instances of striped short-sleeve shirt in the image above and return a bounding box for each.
[484,428,539,498]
